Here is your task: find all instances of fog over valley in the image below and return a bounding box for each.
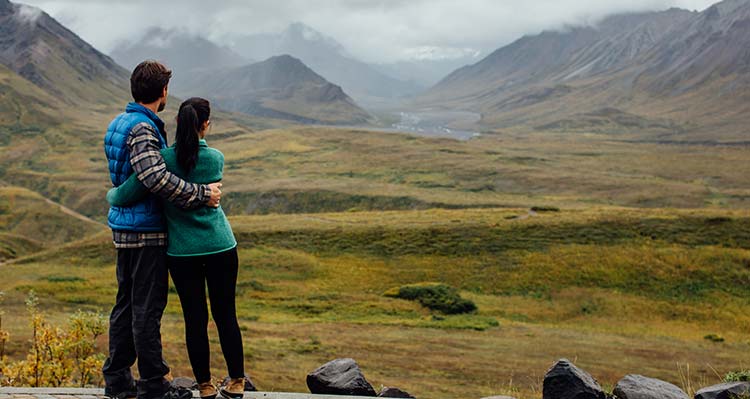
[21,0,717,63]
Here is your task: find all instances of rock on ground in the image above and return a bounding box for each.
[613,374,688,399]
[306,358,377,396]
[694,382,750,399]
[170,377,197,390]
[543,359,607,399]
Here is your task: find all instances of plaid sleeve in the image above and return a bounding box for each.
[127,122,210,210]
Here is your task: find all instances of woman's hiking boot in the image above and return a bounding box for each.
[198,381,218,399]
[219,377,245,399]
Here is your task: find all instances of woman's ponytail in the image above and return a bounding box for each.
[175,98,210,173]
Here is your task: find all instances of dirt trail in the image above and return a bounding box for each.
[512,210,538,220]
[43,198,105,227]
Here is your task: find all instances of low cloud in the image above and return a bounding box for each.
[22,0,717,63]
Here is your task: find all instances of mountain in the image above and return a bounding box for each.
[419,2,750,138]
[638,0,750,94]
[422,9,696,106]
[174,55,371,125]
[110,27,249,73]
[0,0,128,108]
[109,26,371,125]
[228,23,423,106]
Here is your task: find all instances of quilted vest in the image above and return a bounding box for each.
[104,102,168,232]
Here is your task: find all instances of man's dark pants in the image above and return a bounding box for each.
[103,246,171,399]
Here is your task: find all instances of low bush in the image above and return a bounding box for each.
[384,282,477,314]
[725,370,750,382]
[704,333,725,343]
[0,291,106,387]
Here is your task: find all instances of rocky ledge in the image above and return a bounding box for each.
[1,358,747,399]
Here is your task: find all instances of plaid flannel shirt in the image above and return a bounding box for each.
[112,122,210,249]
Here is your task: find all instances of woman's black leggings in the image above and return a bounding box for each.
[168,247,244,383]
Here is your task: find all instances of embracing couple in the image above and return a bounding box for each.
[101,61,246,399]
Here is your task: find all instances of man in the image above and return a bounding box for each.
[102,60,222,399]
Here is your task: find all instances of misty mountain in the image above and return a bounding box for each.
[173,55,371,125]
[422,9,697,103]
[110,27,249,73]
[109,26,371,124]
[420,1,750,137]
[228,22,423,106]
[0,0,128,107]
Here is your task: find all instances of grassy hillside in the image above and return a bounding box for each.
[0,92,271,221]
[1,207,748,398]
[0,185,105,261]
[0,64,60,128]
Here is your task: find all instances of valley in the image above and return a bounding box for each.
[365,110,481,141]
[1,0,749,398]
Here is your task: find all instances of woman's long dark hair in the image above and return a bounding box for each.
[175,97,210,173]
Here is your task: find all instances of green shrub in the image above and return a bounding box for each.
[384,282,477,314]
[725,370,750,382]
[704,334,725,343]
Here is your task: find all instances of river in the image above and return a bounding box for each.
[354,110,482,141]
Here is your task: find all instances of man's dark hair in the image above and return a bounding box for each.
[130,60,172,104]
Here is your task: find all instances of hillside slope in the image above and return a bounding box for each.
[0,185,105,261]
[0,63,59,127]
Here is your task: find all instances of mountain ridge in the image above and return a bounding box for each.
[0,0,128,107]
[418,0,750,138]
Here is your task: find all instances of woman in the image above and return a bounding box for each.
[107,98,245,399]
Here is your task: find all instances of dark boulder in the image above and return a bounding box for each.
[613,374,688,399]
[221,374,258,391]
[695,382,750,399]
[307,358,377,396]
[543,359,607,399]
[378,387,416,398]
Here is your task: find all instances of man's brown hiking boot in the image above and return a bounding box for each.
[198,381,218,399]
[219,377,245,399]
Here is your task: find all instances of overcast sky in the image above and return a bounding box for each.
[21,0,718,63]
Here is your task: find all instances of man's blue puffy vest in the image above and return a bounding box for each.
[104,102,168,232]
